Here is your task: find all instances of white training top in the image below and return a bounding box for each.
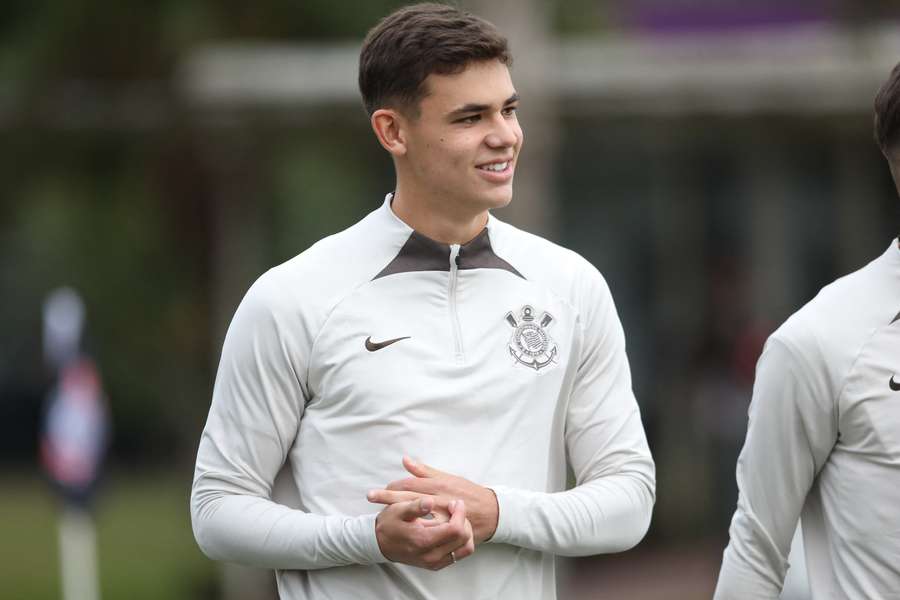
[716,241,900,599]
[191,195,655,600]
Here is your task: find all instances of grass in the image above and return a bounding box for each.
[0,470,217,600]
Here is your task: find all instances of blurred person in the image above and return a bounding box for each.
[715,61,900,599]
[41,357,108,507]
[41,287,108,600]
[41,286,110,508]
[190,3,655,599]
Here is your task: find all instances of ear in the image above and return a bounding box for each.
[371,109,408,157]
[889,159,900,199]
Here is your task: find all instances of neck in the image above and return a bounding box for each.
[390,186,488,245]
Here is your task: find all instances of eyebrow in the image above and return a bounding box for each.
[447,93,520,118]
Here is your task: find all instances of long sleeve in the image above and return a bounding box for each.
[190,274,385,570]
[714,334,837,599]
[489,266,656,555]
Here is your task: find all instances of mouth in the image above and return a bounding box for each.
[476,159,513,173]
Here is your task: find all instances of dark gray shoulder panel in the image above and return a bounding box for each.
[458,229,525,279]
[373,232,450,279]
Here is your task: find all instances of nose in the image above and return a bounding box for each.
[485,114,519,149]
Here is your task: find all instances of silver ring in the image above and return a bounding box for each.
[450,551,457,565]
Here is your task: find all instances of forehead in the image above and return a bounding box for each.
[419,60,516,111]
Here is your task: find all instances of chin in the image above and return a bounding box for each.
[489,195,513,210]
[457,185,514,214]
[481,188,514,211]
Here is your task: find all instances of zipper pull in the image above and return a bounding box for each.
[449,244,461,268]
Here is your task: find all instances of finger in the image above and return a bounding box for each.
[368,490,452,522]
[422,507,473,566]
[447,498,467,529]
[421,548,458,571]
[429,527,474,562]
[417,502,468,550]
[444,499,470,543]
[457,516,475,558]
[367,489,422,506]
[403,455,444,478]
[386,477,439,494]
[426,521,471,556]
[424,499,468,545]
[423,539,468,569]
[393,496,434,522]
[456,535,476,560]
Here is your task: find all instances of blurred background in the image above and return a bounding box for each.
[3,1,900,598]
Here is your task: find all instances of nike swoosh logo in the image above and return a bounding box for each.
[365,336,411,352]
[890,375,900,392]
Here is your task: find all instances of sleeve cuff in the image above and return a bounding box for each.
[355,512,389,564]
[486,485,529,545]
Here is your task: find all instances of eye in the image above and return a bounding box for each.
[502,106,518,117]
[456,114,480,124]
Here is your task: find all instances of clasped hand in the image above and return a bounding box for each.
[368,456,499,571]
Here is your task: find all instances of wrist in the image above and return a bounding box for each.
[475,487,500,543]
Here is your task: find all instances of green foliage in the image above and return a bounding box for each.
[551,0,617,34]
[0,0,414,83]
[269,125,390,263]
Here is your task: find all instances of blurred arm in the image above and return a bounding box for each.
[714,335,837,599]
[190,275,384,569]
[490,267,656,556]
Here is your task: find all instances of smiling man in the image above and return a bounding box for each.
[191,4,655,599]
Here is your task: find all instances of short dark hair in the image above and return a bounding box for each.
[874,61,900,156]
[358,3,511,117]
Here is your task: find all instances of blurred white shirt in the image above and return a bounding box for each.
[716,241,900,599]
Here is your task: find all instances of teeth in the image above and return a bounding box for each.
[480,161,508,172]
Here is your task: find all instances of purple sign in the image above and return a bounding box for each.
[623,0,831,33]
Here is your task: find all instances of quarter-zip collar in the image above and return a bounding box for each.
[373,193,524,280]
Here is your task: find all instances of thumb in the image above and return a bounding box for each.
[403,455,440,478]
[396,496,434,522]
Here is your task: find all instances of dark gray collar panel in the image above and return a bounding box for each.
[892,310,900,325]
[374,228,525,280]
[457,228,524,279]
[374,231,450,279]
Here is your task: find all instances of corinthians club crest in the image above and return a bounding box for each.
[505,305,558,371]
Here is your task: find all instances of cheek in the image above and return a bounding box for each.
[417,133,472,174]
[439,139,473,167]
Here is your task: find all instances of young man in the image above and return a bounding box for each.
[191,4,655,599]
[715,62,900,598]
